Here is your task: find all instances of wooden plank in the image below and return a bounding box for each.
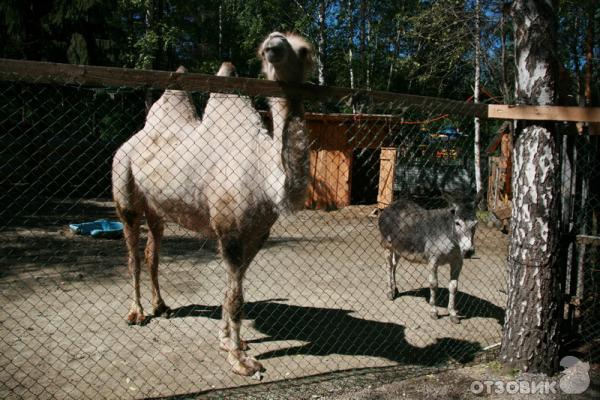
[488,104,600,123]
[313,149,330,209]
[576,234,600,246]
[324,151,339,208]
[0,58,487,117]
[327,150,352,208]
[377,147,397,209]
[346,120,390,150]
[336,149,353,207]
[305,150,319,208]
[6,58,600,123]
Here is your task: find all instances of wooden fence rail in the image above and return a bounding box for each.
[2,58,600,123]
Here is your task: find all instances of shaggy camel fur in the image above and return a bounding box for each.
[112,32,313,376]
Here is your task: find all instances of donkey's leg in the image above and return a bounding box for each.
[122,213,145,325]
[448,258,463,324]
[387,250,398,300]
[145,208,171,318]
[219,236,262,376]
[428,259,439,320]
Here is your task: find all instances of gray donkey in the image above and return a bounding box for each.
[378,195,479,324]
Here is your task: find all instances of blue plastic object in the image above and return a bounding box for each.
[69,219,124,238]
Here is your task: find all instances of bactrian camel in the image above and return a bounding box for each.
[112,32,314,376]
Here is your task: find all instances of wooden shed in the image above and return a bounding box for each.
[303,113,402,209]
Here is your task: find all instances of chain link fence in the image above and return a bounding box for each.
[0,63,597,399]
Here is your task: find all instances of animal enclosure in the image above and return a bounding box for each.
[0,61,598,399]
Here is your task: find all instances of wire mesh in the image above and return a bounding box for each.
[0,69,596,399]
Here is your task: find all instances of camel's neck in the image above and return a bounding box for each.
[269,97,303,136]
[269,97,309,211]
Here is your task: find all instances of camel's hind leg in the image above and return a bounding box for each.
[119,209,145,325]
[144,207,171,318]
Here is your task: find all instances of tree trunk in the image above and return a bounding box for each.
[570,14,582,106]
[499,0,561,375]
[387,28,400,91]
[474,0,482,195]
[144,0,154,113]
[366,18,372,90]
[218,4,223,59]
[347,0,356,112]
[317,0,327,86]
[359,0,367,88]
[500,1,511,103]
[584,8,593,107]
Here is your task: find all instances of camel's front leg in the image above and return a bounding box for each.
[219,237,262,376]
[448,257,463,324]
[428,258,439,320]
[145,209,171,318]
[123,217,145,325]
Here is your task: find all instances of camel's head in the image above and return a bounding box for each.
[259,32,314,83]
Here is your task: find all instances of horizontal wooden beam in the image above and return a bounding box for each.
[576,234,600,247]
[1,58,599,123]
[0,58,486,117]
[488,104,600,123]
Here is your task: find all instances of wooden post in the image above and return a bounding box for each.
[377,147,397,209]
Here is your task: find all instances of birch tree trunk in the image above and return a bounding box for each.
[499,0,562,375]
[359,0,367,88]
[473,0,482,196]
[347,0,356,112]
[387,28,400,91]
[317,0,327,86]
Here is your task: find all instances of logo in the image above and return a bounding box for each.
[470,356,590,395]
[559,356,590,394]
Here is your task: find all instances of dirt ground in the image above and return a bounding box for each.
[213,360,600,400]
[0,199,510,399]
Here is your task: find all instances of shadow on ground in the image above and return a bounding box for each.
[169,299,482,366]
[396,287,505,325]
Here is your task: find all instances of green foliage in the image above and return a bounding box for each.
[67,33,89,65]
[0,0,596,102]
